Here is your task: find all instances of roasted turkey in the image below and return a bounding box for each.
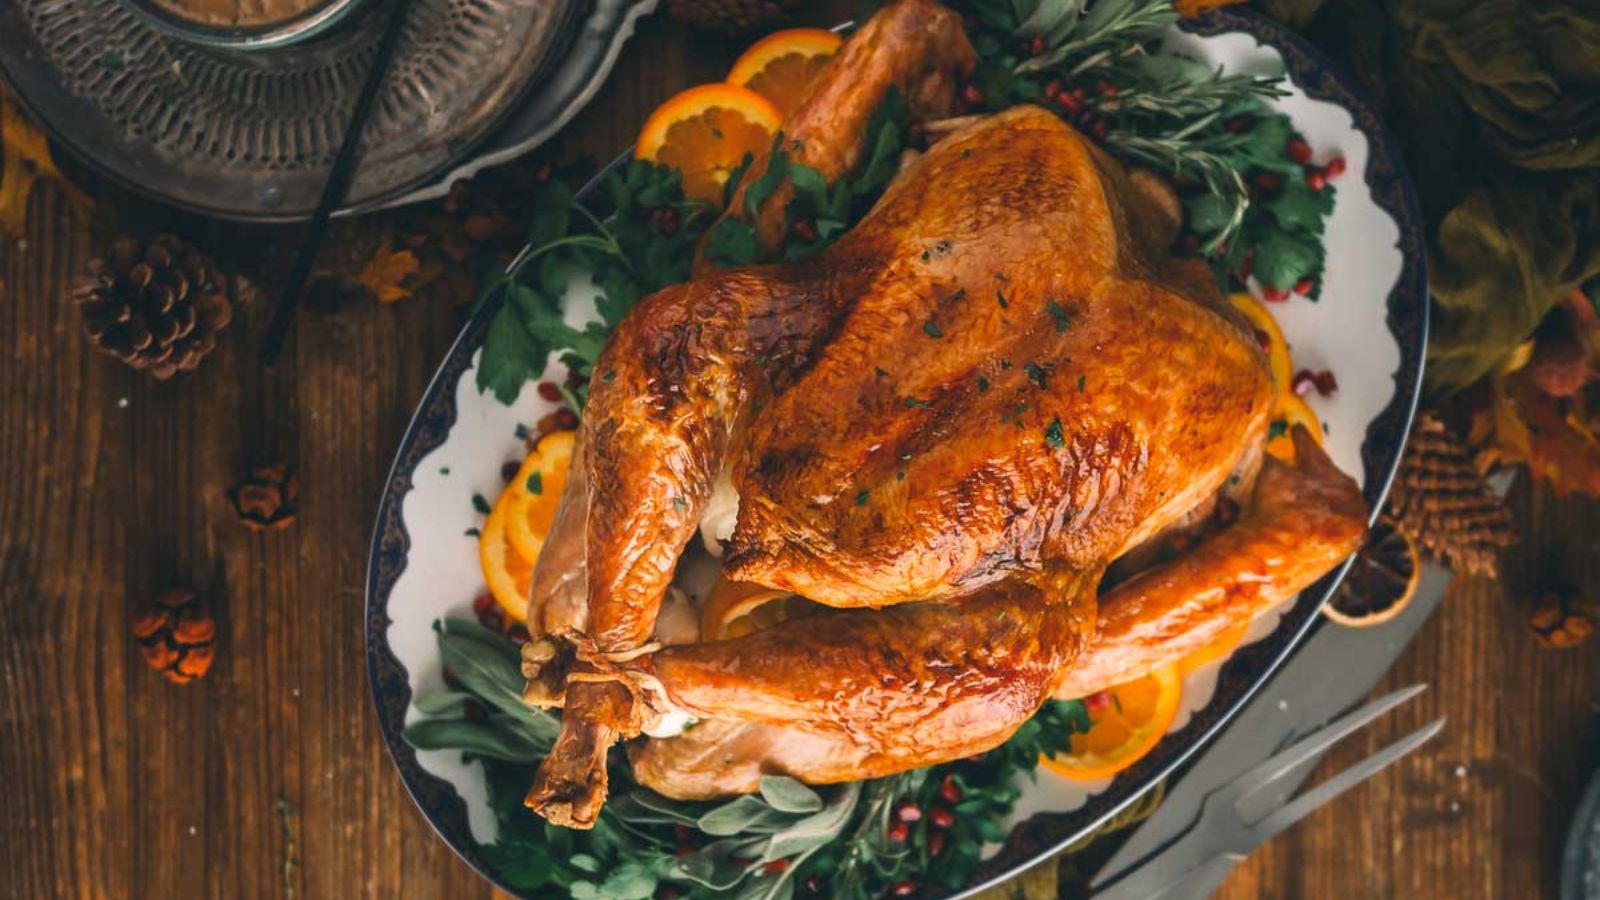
[517,0,1368,829]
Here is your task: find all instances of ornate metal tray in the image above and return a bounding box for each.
[0,0,655,221]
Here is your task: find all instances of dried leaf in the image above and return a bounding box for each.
[1173,0,1245,17]
[0,86,91,237]
[1470,339,1600,498]
[357,236,421,303]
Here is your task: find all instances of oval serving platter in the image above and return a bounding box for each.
[366,8,1427,896]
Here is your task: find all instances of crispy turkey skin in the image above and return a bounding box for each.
[518,0,1366,827]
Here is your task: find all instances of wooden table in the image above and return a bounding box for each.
[2,6,1596,898]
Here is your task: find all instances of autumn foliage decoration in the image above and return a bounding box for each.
[1469,290,1600,498]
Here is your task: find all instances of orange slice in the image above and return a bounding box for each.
[479,491,534,625]
[636,83,783,205]
[1266,396,1323,464]
[1175,617,1252,675]
[1229,292,1293,396]
[727,28,843,117]
[1041,664,1182,781]
[505,430,576,564]
[701,576,791,640]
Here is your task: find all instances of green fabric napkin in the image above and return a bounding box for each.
[1264,0,1600,396]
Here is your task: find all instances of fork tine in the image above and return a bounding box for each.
[1225,683,1428,804]
[1250,717,1445,840]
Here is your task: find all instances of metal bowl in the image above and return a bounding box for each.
[118,0,368,50]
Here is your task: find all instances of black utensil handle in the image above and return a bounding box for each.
[260,0,418,366]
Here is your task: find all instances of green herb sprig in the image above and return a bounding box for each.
[407,620,1090,898]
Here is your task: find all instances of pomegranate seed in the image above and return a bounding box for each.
[673,824,693,842]
[1070,87,1086,102]
[1253,328,1272,352]
[939,774,962,803]
[1306,170,1327,191]
[536,381,563,403]
[1323,156,1347,178]
[1045,78,1062,99]
[928,830,947,857]
[1295,277,1316,295]
[892,881,917,897]
[1251,171,1280,193]
[1085,691,1112,713]
[1285,138,1312,164]
[791,218,818,243]
[1056,91,1082,113]
[763,859,790,875]
[1223,115,1253,134]
[1091,118,1109,139]
[962,84,984,107]
[1030,34,1046,56]
[476,604,504,632]
[1292,370,1318,396]
[553,408,579,431]
[1313,370,1339,395]
[508,624,531,646]
[472,594,495,614]
[895,801,923,822]
[1262,286,1289,303]
[1097,80,1119,97]
[657,208,680,236]
[500,460,520,482]
[887,822,909,843]
[929,806,955,828]
[656,888,683,900]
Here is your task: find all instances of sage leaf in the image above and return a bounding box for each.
[758,776,823,814]
[401,717,543,762]
[697,795,792,836]
[675,836,765,890]
[435,620,527,720]
[410,690,474,717]
[761,781,861,861]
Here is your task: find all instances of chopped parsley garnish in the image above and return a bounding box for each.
[996,289,1009,309]
[923,320,944,339]
[1078,374,1087,392]
[896,470,906,481]
[1044,417,1065,449]
[1268,420,1288,438]
[856,489,871,506]
[471,494,491,515]
[903,396,931,410]
[949,289,966,303]
[1024,362,1049,389]
[875,366,890,378]
[1046,301,1072,333]
[977,376,990,393]
[525,472,543,495]
[672,496,688,511]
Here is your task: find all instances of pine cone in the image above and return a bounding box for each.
[228,462,298,531]
[75,234,233,379]
[666,0,799,35]
[1385,412,1516,578]
[1527,590,1593,649]
[132,589,216,684]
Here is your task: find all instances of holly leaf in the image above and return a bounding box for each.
[1251,230,1320,290]
[358,237,422,303]
[1185,192,1234,236]
[1263,177,1334,235]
